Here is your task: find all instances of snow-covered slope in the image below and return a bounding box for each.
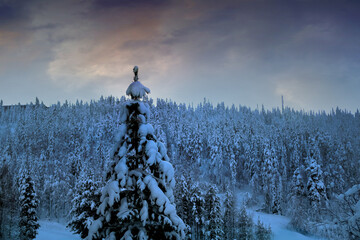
[235,191,324,240]
[250,211,321,240]
[34,191,325,240]
[36,220,80,240]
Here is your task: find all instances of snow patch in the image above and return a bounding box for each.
[126,81,150,99]
[36,220,81,240]
[235,190,323,240]
[145,140,158,165]
[140,200,149,225]
[139,123,154,138]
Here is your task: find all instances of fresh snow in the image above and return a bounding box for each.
[35,192,325,240]
[344,184,360,196]
[235,191,325,240]
[126,81,150,99]
[35,220,80,240]
[251,211,323,240]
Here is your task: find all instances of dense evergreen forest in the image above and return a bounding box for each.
[0,96,359,239]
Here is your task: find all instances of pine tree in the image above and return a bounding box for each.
[174,175,192,238]
[204,185,223,240]
[223,189,235,240]
[229,153,237,188]
[262,141,282,214]
[292,167,304,197]
[254,218,271,240]
[337,184,360,239]
[306,158,326,209]
[289,167,310,233]
[248,138,262,194]
[0,159,19,239]
[189,183,205,240]
[209,128,223,187]
[237,206,253,240]
[290,139,301,175]
[19,171,40,240]
[88,66,185,240]
[67,172,101,239]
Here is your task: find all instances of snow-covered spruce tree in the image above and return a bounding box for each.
[289,166,310,233]
[306,157,326,210]
[292,167,305,197]
[248,139,262,194]
[336,184,360,239]
[88,66,185,240]
[229,152,237,188]
[189,182,205,240]
[204,185,223,240]
[262,141,282,214]
[174,175,192,238]
[254,218,271,240]
[19,171,40,240]
[223,188,235,240]
[236,205,253,240]
[68,172,101,239]
[1,158,20,239]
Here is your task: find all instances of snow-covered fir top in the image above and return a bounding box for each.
[87,78,186,239]
[126,66,150,99]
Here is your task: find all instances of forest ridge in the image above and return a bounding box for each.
[0,96,359,239]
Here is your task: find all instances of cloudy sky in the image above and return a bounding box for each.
[0,0,359,112]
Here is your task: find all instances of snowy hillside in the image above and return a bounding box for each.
[1,96,359,239]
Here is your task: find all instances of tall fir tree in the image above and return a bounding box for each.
[19,171,40,240]
[204,185,223,240]
[237,206,253,240]
[262,141,282,214]
[289,166,310,232]
[1,158,20,239]
[88,66,185,240]
[306,158,326,210]
[189,183,205,240]
[254,218,271,240]
[68,172,101,239]
[174,175,192,238]
[337,184,360,239]
[292,167,305,197]
[223,188,235,240]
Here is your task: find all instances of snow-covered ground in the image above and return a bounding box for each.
[236,191,325,240]
[34,192,324,240]
[36,220,80,240]
[251,211,320,240]
[35,213,323,240]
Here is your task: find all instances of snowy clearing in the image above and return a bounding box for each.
[235,191,325,240]
[250,211,322,240]
[36,220,80,240]
[34,199,324,240]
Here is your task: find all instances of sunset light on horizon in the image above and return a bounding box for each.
[1,0,360,112]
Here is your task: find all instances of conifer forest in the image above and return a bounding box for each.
[0,91,360,239]
[2,0,360,239]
